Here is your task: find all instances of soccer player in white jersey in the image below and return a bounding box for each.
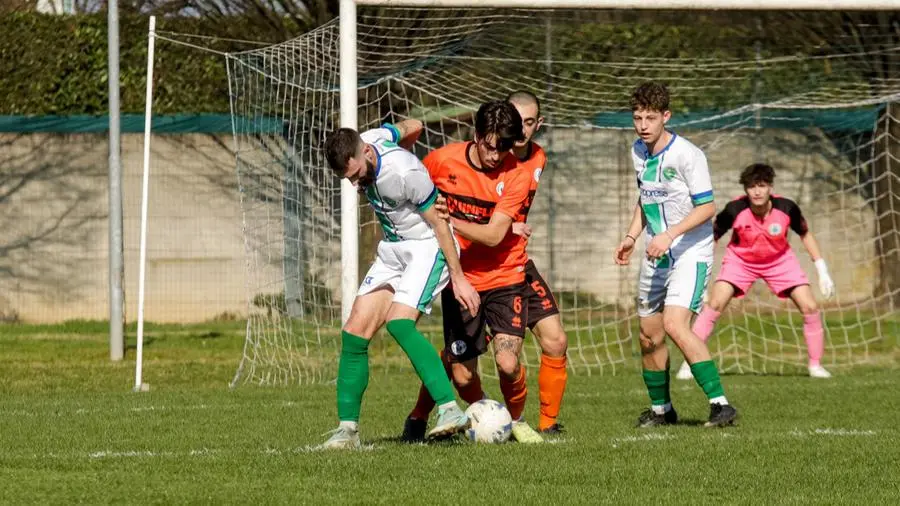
[614,82,738,428]
[320,120,481,449]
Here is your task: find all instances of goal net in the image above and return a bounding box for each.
[225,8,900,385]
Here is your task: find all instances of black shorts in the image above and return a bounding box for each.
[441,282,528,363]
[524,259,560,329]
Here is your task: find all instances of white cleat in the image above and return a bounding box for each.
[808,365,832,379]
[320,425,361,449]
[426,404,470,440]
[675,361,694,380]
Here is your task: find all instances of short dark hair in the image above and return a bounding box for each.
[507,90,541,117]
[630,81,670,112]
[739,163,776,188]
[324,128,363,175]
[474,100,524,152]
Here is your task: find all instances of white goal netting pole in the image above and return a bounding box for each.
[133,15,157,393]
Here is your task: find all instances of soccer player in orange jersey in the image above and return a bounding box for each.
[401,100,544,443]
[503,91,569,435]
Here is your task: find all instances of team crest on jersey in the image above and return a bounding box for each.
[533,167,543,182]
[662,167,677,181]
[450,340,467,356]
[768,223,783,236]
[496,182,505,196]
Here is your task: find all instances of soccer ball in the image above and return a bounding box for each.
[464,399,513,444]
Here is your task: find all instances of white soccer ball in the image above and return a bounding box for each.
[465,399,513,444]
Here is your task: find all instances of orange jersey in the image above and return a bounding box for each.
[513,142,548,224]
[425,142,530,291]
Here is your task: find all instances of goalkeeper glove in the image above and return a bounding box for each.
[814,258,835,299]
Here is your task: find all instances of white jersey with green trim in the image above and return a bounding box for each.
[360,125,439,242]
[632,132,714,261]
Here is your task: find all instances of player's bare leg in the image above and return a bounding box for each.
[532,315,568,433]
[322,289,393,449]
[494,333,542,443]
[788,285,831,378]
[637,313,677,427]
[664,306,737,427]
[678,281,735,380]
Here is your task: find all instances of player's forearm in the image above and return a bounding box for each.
[451,218,507,247]
[395,119,423,150]
[801,232,824,262]
[667,202,716,239]
[626,202,645,239]
[433,220,465,278]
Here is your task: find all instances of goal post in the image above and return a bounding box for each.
[225,2,899,385]
[339,0,359,325]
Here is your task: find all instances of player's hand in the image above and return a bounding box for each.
[815,259,835,299]
[434,195,449,221]
[646,232,673,261]
[512,222,532,239]
[614,236,636,265]
[451,274,480,317]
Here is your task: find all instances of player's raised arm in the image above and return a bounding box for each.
[394,119,424,151]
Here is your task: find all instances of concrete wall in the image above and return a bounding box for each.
[0,126,881,323]
[0,132,250,323]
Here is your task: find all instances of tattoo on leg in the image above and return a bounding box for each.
[494,335,523,356]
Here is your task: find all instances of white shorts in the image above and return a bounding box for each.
[637,250,712,317]
[357,239,450,314]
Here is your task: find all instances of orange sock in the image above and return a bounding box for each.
[538,354,568,430]
[499,365,528,421]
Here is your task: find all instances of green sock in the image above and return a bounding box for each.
[690,360,726,400]
[642,369,670,406]
[337,331,370,422]
[386,319,455,406]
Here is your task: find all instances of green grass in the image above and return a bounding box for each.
[0,321,898,504]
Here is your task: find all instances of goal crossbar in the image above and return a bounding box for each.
[356,0,900,10]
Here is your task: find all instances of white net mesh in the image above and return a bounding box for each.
[225,9,900,385]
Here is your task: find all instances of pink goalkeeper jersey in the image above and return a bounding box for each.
[714,195,809,264]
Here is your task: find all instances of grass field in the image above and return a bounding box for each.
[1,321,898,504]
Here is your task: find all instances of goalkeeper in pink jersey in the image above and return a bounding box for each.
[677,163,836,380]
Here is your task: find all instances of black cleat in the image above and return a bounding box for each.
[704,403,738,428]
[539,423,565,435]
[635,407,678,428]
[400,416,427,443]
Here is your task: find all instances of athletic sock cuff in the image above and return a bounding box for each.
[540,354,567,368]
[341,331,370,353]
[385,318,417,338]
